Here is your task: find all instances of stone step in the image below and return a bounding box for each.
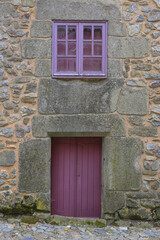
[46,215,106,228]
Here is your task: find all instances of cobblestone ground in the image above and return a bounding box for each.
[0,221,160,240]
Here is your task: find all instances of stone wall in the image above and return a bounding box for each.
[0,0,160,221]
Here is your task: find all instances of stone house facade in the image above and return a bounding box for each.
[0,0,160,221]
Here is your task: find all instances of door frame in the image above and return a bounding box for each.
[49,133,106,219]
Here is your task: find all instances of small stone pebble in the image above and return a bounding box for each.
[0,220,159,239]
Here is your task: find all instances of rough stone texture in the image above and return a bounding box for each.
[103,191,125,214]
[119,208,152,220]
[128,116,145,126]
[0,128,14,138]
[152,46,160,57]
[108,37,150,58]
[19,139,51,193]
[108,21,126,37]
[103,137,142,191]
[15,124,25,138]
[35,60,51,77]
[21,39,51,59]
[38,78,124,114]
[0,3,14,17]
[128,24,141,36]
[0,150,15,166]
[31,20,52,38]
[148,10,160,22]
[126,192,157,199]
[36,0,122,20]
[118,87,148,115]
[108,60,123,77]
[32,114,126,138]
[129,126,158,137]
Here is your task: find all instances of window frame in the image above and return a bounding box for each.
[52,21,108,78]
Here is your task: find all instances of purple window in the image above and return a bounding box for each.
[52,21,108,78]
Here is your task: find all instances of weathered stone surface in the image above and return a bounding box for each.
[126,198,140,208]
[31,20,52,37]
[142,6,152,13]
[128,24,141,36]
[152,161,159,171]
[0,93,10,102]
[0,128,14,138]
[143,72,160,79]
[119,208,152,220]
[25,82,37,93]
[21,39,51,59]
[153,0,160,8]
[141,199,160,209]
[104,137,142,191]
[108,21,126,37]
[38,78,124,114]
[118,87,148,115]
[15,124,25,138]
[108,37,150,58]
[35,60,51,77]
[104,191,125,214]
[108,60,123,77]
[36,0,122,20]
[32,114,126,138]
[21,106,36,116]
[3,102,15,110]
[0,150,15,166]
[126,3,138,13]
[11,77,30,85]
[151,105,160,114]
[0,3,14,17]
[9,114,21,124]
[126,192,156,199]
[22,0,35,7]
[36,193,50,211]
[129,126,158,137]
[152,46,160,57]
[128,116,145,126]
[133,64,151,71]
[19,139,51,193]
[148,9,160,22]
[136,14,145,22]
[7,28,25,37]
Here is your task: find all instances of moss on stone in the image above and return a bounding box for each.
[21,216,39,224]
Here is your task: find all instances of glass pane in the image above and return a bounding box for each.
[68,26,76,40]
[94,42,102,55]
[57,26,66,39]
[84,26,92,40]
[57,42,66,55]
[83,58,102,71]
[94,26,102,40]
[83,42,92,55]
[68,42,76,55]
[57,58,76,72]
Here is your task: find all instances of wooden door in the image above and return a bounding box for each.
[51,137,102,218]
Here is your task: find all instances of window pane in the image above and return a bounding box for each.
[57,58,76,72]
[57,26,66,39]
[83,42,92,55]
[94,26,102,40]
[94,42,102,55]
[68,42,76,55]
[83,58,102,71]
[57,42,66,55]
[84,26,92,40]
[68,26,76,40]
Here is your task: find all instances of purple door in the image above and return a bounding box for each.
[51,137,102,218]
